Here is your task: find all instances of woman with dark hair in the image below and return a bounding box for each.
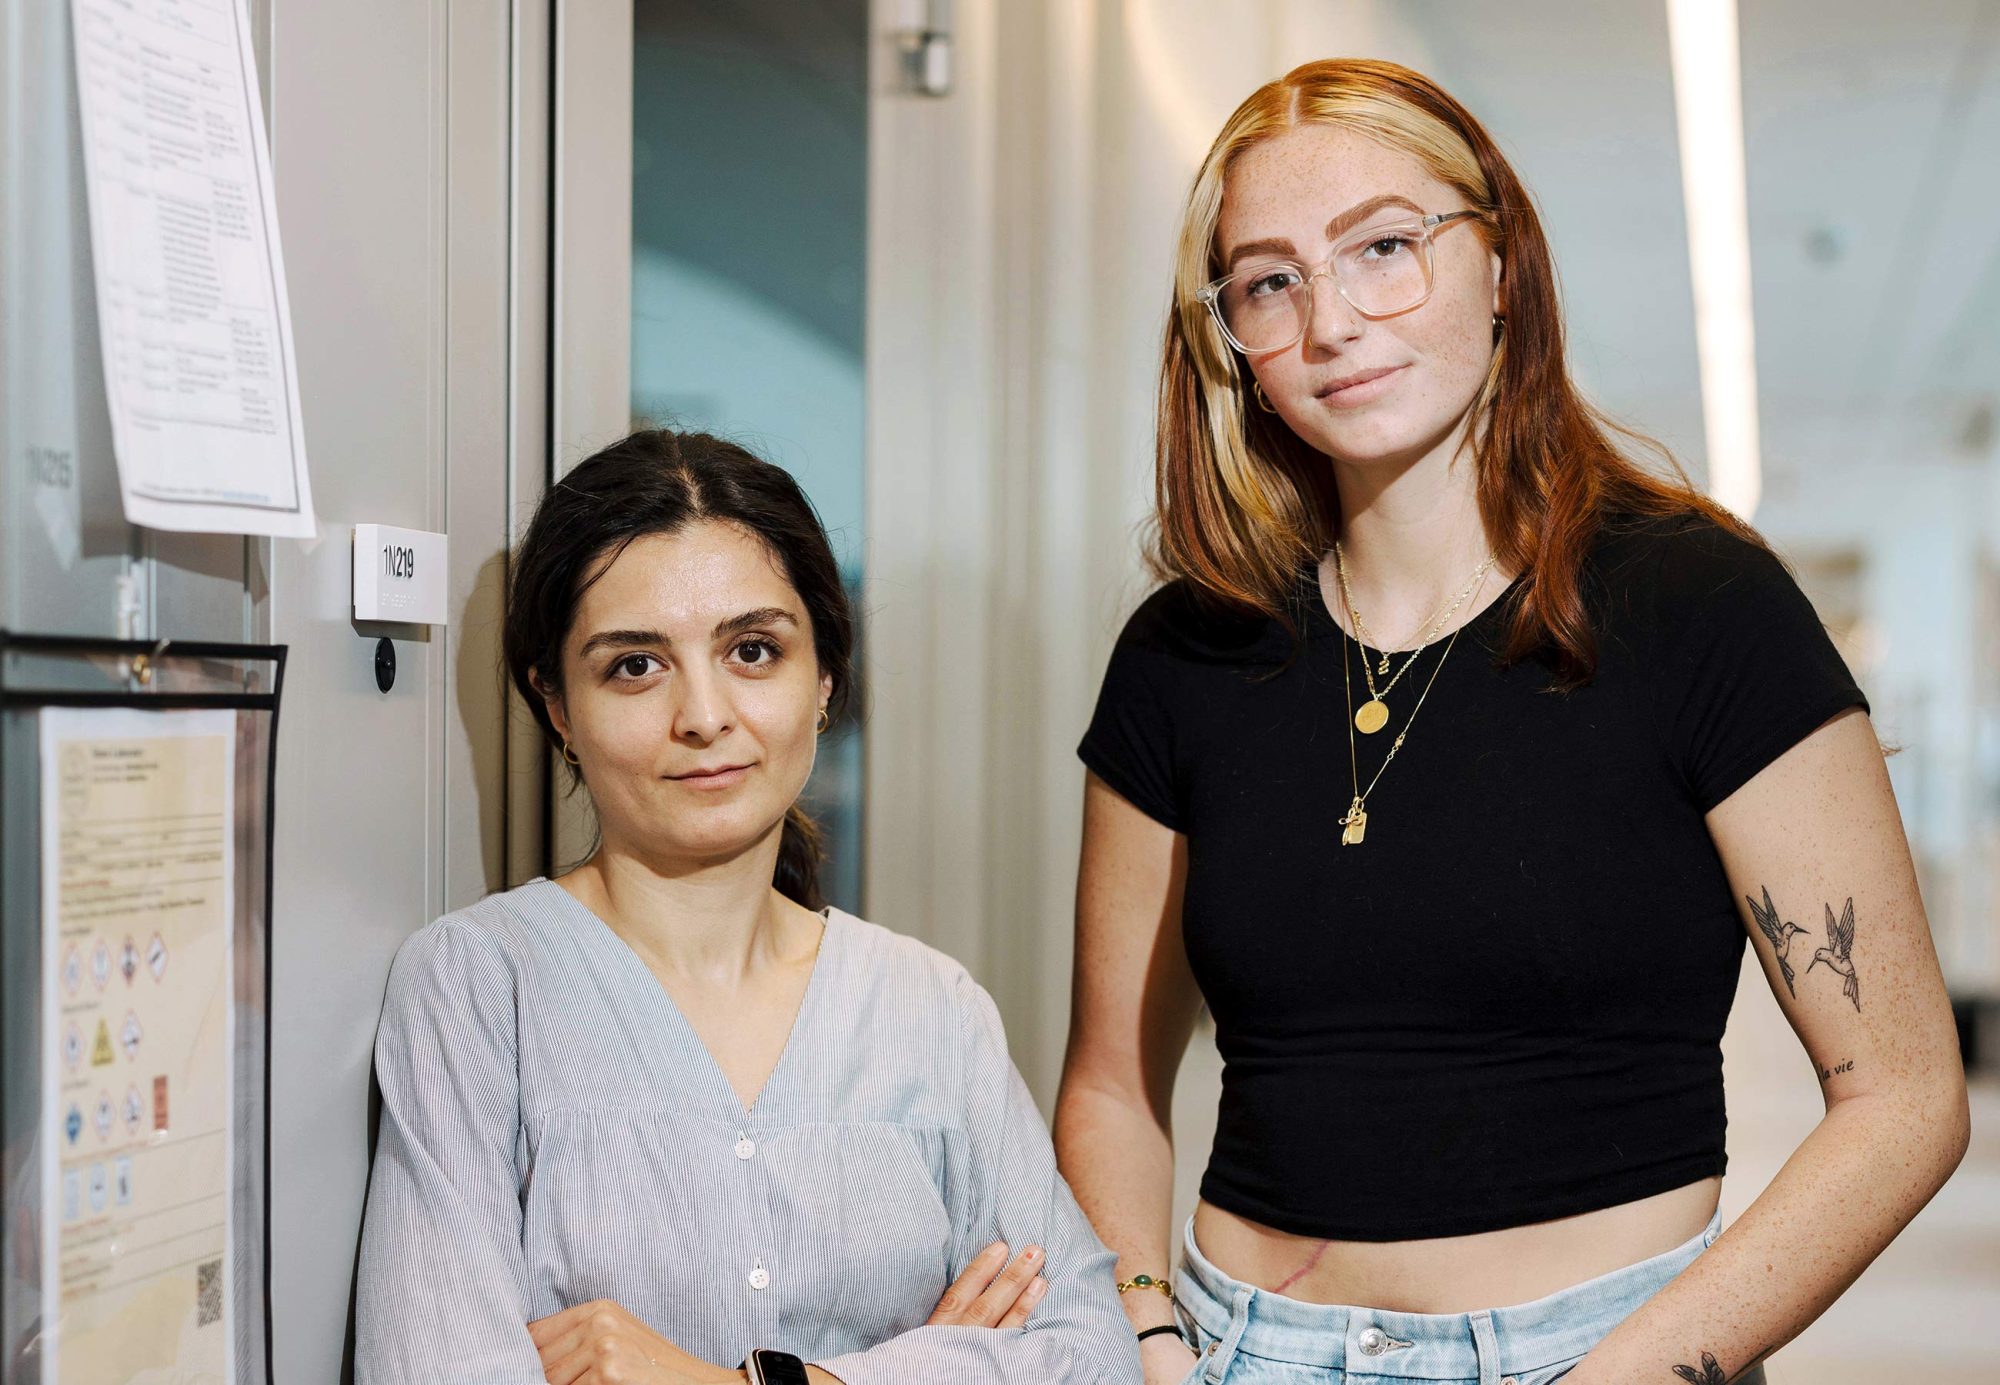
[1053,60,1966,1385]
[357,430,1139,1385]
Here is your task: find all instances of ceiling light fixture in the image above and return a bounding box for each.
[1666,0,1763,521]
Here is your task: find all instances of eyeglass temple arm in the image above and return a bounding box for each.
[1424,210,1483,231]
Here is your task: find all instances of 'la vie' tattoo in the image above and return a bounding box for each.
[1745,887,1862,1012]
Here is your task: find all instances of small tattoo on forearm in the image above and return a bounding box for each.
[1806,896,1860,1011]
[1674,1345,1777,1383]
[1818,1058,1854,1082]
[1671,1351,1727,1384]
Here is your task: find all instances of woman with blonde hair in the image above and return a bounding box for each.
[1055,59,1966,1385]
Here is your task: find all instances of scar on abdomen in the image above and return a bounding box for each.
[1274,1241,1330,1294]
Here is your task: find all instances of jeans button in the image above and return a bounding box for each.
[1358,1326,1387,1355]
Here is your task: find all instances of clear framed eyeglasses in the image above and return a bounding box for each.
[1195,209,1483,355]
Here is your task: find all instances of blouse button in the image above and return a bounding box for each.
[747,1259,770,1291]
[735,1136,756,1160]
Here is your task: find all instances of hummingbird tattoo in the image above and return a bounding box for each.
[1745,886,1807,997]
[1807,896,1861,1012]
[1672,1351,1727,1384]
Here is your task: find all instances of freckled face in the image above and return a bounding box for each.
[1215,124,1501,468]
[541,522,831,866]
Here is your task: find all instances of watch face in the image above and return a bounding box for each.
[749,1348,810,1385]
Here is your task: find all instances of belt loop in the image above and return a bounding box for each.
[1202,1284,1253,1383]
[1469,1309,1502,1385]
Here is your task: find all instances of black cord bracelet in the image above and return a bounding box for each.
[1136,1324,1187,1346]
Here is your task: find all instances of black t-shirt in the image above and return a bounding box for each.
[1077,512,1868,1241]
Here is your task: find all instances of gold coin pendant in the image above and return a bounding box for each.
[1354,699,1390,735]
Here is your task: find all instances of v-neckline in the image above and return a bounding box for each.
[538,878,837,1121]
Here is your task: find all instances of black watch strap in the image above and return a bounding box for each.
[745,1347,811,1385]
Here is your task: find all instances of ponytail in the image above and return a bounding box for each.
[773,804,827,912]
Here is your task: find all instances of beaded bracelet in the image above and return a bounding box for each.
[1116,1273,1174,1300]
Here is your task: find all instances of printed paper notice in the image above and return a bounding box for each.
[69,0,316,538]
[41,708,236,1384]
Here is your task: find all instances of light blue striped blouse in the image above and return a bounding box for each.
[355,879,1140,1384]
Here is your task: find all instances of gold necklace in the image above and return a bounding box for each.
[1338,611,1465,845]
[1332,544,1495,734]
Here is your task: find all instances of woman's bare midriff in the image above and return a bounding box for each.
[1191,1177,1721,1314]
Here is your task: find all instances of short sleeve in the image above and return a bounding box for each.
[1651,521,1869,813]
[1077,593,1189,831]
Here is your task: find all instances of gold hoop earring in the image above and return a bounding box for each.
[816,709,830,735]
[1252,381,1278,414]
[561,741,580,766]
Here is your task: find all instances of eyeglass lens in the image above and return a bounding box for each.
[1217,225,1435,351]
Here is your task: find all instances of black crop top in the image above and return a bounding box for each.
[1078,512,1868,1241]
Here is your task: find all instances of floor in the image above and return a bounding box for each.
[1167,955,2000,1380]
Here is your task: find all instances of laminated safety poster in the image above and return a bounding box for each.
[40,707,236,1383]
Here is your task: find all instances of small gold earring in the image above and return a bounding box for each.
[561,740,580,766]
[816,709,830,735]
[1252,381,1278,414]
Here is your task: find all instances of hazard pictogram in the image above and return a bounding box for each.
[91,938,112,991]
[90,1018,115,1067]
[123,1085,144,1134]
[146,932,168,982]
[65,1105,82,1146]
[63,1023,84,1070]
[120,936,139,987]
[62,946,82,996]
[120,1011,143,1061]
[93,1092,114,1142]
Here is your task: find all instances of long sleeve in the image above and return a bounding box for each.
[355,920,545,1384]
[812,973,1142,1385]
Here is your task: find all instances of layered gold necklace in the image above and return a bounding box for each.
[1332,543,1496,735]
[1333,551,1494,846]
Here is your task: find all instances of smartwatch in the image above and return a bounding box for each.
[745,1348,810,1385]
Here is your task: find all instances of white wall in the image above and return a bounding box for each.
[263,0,523,1375]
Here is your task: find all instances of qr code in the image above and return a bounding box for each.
[197,1258,223,1327]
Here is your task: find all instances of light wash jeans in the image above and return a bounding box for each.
[1172,1211,1768,1384]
